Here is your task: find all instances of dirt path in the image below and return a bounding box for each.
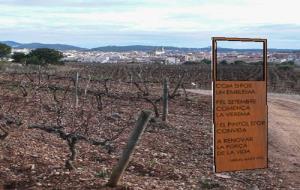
[267,93,300,188]
[187,89,300,188]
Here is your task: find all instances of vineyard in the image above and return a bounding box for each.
[0,62,299,189]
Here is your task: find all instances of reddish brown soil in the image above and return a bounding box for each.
[0,71,297,189]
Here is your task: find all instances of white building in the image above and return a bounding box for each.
[166,57,180,64]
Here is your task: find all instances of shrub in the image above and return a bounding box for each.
[233,60,246,65]
[26,55,41,65]
[0,43,11,58]
[281,61,294,65]
[12,52,27,64]
[28,48,64,65]
[219,60,228,65]
[276,64,294,70]
[200,59,211,64]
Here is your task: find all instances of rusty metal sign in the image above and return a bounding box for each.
[212,37,268,172]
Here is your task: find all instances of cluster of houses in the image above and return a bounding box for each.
[8,47,300,66]
[61,47,210,64]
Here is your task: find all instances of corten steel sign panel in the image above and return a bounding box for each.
[212,37,268,172]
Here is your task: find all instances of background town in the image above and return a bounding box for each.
[5,41,300,65]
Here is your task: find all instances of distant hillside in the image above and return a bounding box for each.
[1,41,300,53]
[91,45,300,53]
[1,41,22,48]
[0,41,86,51]
[91,45,210,52]
[17,43,87,51]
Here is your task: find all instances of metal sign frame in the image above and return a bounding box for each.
[212,37,268,172]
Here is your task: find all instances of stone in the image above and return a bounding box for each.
[215,173,231,179]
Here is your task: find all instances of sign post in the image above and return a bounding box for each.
[212,37,268,172]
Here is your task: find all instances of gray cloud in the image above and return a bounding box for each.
[238,24,300,40]
[0,1,299,49]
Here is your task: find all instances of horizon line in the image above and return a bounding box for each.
[2,40,300,50]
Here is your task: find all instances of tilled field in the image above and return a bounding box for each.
[0,64,296,189]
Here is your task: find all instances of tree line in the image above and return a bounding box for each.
[0,43,64,65]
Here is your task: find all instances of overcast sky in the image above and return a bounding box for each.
[0,0,299,48]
